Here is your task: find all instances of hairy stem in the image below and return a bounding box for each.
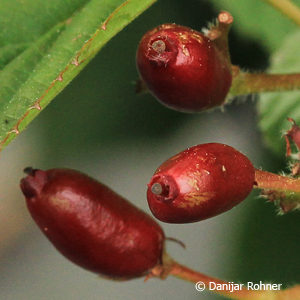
[254,169,300,192]
[262,0,300,26]
[254,169,300,212]
[230,69,300,96]
[206,11,233,61]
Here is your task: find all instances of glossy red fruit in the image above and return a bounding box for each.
[20,168,165,279]
[136,24,232,112]
[147,143,255,223]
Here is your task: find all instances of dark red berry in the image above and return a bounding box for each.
[20,168,165,279]
[136,24,232,112]
[147,143,255,223]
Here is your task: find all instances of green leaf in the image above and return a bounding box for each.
[0,0,156,151]
[211,0,300,51]
[258,30,300,157]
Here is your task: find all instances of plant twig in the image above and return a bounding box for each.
[150,255,300,299]
[168,260,262,299]
[254,169,300,213]
[206,11,233,61]
[254,169,300,192]
[262,0,300,26]
[230,69,300,96]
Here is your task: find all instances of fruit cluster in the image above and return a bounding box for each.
[20,13,257,282]
[21,142,255,278]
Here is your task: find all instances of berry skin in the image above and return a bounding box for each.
[136,24,232,112]
[20,168,165,279]
[147,143,255,223]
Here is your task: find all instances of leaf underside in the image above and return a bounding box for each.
[0,0,156,151]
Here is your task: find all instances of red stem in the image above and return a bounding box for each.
[254,169,300,192]
[162,258,300,299]
[169,261,263,300]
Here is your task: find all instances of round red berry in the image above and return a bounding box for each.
[136,24,232,112]
[20,168,165,279]
[147,143,255,223]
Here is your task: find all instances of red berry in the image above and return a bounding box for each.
[136,24,232,112]
[20,168,165,279]
[147,143,255,223]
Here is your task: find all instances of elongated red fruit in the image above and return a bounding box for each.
[136,24,232,112]
[147,143,255,223]
[20,168,164,279]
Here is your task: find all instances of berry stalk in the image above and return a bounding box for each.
[255,169,300,192]
[205,11,233,61]
[153,255,300,300]
[168,261,259,299]
[262,0,300,26]
[254,169,300,212]
[230,69,300,96]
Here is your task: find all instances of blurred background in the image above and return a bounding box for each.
[1,0,300,299]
